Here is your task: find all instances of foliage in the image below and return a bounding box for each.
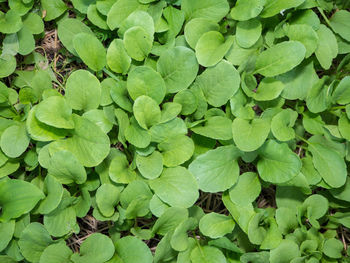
[0,0,350,262]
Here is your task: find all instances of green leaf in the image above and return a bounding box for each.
[184,18,220,49]
[109,151,138,184]
[39,242,73,263]
[257,140,301,184]
[189,145,240,193]
[157,46,199,93]
[254,77,284,101]
[149,166,199,208]
[152,207,188,235]
[127,66,166,104]
[286,24,319,58]
[70,233,115,263]
[114,236,153,263]
[260,0,304,18]
[57,18,94,56]
[199,212,235,239]
[195,31,234,67]
[119,10,154,37]
[36,96,74,129]
[236,19,262,48]
[1,123,30,158]
[308,140,347,188]
[232,117,270,152]
[269,240,300,263]
[271,109,298,141]
[190,246,226,263]
[191,116,233,140]
[110,80,133,112]
[0,55,17,78]
[49,114,110,167]
[73,33,107,71]
[136,151,163,179]
[65,70,101,111]
[157,134,194,167]
[229,172,261,205]
[0,220,15,251]
[275,207,298,235]
[230,0,265,21]
[41,0,67,21]
[0,10,23,34]
[133,95,161,129]
[315,24,338,70]
[330,10,350,42]
[71,0,96,14]
[181,0,230,22]
[83,109,113,133]
[107,39,131,74]
[323,238,343,259]
[18,223,53,263]
[87,4,108,30]
[36,175,63,215]
[17,28,35,56]
[194,60,240,107]
[123,26,153,61]
[96,183,120,217]
[332,76,350,105]
[48,150,87,184]
[254,41,306,77]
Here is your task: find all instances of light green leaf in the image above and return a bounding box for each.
[232,117,270,152]
[127,66,166,104]
[39,242,72,263]
[271,109,298,141]
[87,4,109,30]
[184,18,220,49]
[123,26,153,61]
[199,213,235,239]
[260,0,305,18]
[229,172,261,205]
[189,145,240,193]
[125,117,151,148]
[191,116,232,140]
[65,70,101,111]
[82,109,113,133]
[48,150,87,184]
[41,0,67,21]
[109,151,138,184]
[194,60,240,107]
[330,10,350,42]
[1,124,30,158]
[257,140,301,184]
[236,19,262,48]
[107,39,131,74]
[0,220,15,251]
[269,240,300,263]
[96,183,120,217]
[136,151,163,179]
[71,0,96,14]
[332,76,350,105]
[255,41,306,77]
[0,10,23,34]
[157,46,199,93]
[149,166,199,208]
[37,175,64,215]
[114,236,153,263]
[323,238,343,259]
[190,246,226,263]
[230,0,265,21]
[315,24,338,70]
[35,96,74,129]
[110,80,133,112]
[286,24,318,58]
[181,0,229,22]
[119,10,154,37]
[0,55,17,79]
[195,31,234,67]
[133,95,161,129]
[253,77,284,101]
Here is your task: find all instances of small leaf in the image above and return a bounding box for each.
[199,212,235,239]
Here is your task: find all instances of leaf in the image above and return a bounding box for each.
[133,95,161,129]
[40,0,67,21]
[73,33,107,71]
[123,26,153,61]
[229,172,261,205]
[260,0,305,18]
[236,19,262,48]
[119,10,155,37]
[195,31,234,67]
[37,175,64,214]
[323,238,343,259]
[107,39,131,74]
[0,55,17,79]
[332,76,350,105]
[136,151,163,179]
[271,109,298,141]
[152,207,188,235]
[181,0,230,22]
[149,166,199,208]
[191,116,233,140]
[48,150,87,184]
[96,183,120,217]
[65,70,101,111]
[109,152,137,184]
[308,140,347,188]
[0,220,15,251]
[184,18,220,49]
[39,242,72,263]
[194,60,240,107]
[83,109,113,133]
[114,236,153,263]
[127,66,166,104]
[315,24,338,70]
[70,233,115,263]
[0,10,23,34]
[18,223,53,263]
[330,10,350,42]
[286,24,319,58]
[35,96,74,129]
[125,117,151,148]
[49,114,110,167]
[190,246,226,263]
[253,77,284,101]
[1,123,30,158]
[71,0,96,14]
[157,46,199,93]
[269,240,300,263]
[254,41,306,77]
[57,18,94,56]
[257,140,301,184]
[189,145,241,193]
[232,118,270,152]
[230,0,265,21]
[199,213,235,239]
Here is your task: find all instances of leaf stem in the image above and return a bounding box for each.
[317,7,332,28]
[103,68,120,82]
[295,134,309,145]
